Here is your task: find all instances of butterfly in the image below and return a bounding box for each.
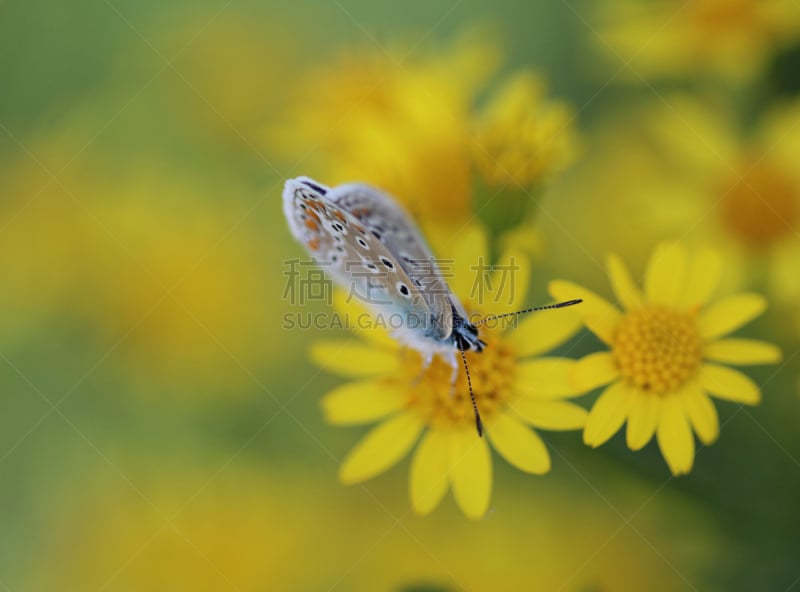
[283,176,580,436]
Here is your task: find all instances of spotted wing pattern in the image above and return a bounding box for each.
[325,182,460,342]
[282,177,440,339]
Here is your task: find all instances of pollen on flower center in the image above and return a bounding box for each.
[612,306,703,394]
[718,158,798,249]
[403,333,516,429]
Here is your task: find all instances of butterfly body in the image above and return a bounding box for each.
[284,176,581,436]
[283,176,484,364]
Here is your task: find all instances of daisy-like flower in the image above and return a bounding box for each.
[311,225,586,519]
[272,30,578,235]
[471,71,578,191]
[550,243,782,475]
[471,72,580,238]
[543,96,800,313]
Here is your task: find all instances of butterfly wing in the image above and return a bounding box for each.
[283,177,448,342]
[325,181,461,341]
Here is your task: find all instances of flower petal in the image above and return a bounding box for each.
[626,393,660,451]
[572,352,620,392]
[697,293,767,340]
[698,363,761,404]
[549,280,621,344]
[409,429,449,515]
[485,247,530,316]
[310,340,399,377]
[678,248,722,309]
[449,428,492,519]
[505,307,582,358]
[704,339,782,365]
[515,358,579,398]
[645,243,686,306]
[512,398,588,430]
[332,290,396,348]
[339,412,423,484]
[656,395,695,476]
[433,223,488,299]
[487,412,551,474]
[583,381,632,447]
[321,379,405,425]
[682,385,719,445]
[607,253,642,310]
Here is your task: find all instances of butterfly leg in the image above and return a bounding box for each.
[412,351,434,386]
[444,350,459,396]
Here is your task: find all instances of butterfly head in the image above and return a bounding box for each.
[451,309,486,353]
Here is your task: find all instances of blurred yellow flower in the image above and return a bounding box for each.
[1,144,287,397]
[597,0,800,81]
[543,96,800,309]
[472,71,578,190]
[81,177,285,396]
[312,224,586,519]
[273,31,578,232]
[37,465,719,592]
[551,242,781,475]
[39,470,343,591]
[0,153,101,339]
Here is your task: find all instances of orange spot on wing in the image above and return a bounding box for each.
[304,218,319,232]
[309,201,328,214]
[307,237,320,250]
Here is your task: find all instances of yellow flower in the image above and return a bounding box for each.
[0,147,101,339]
[38,469,347,591]
[36,466,722,591]
[596,0,800,82]
[272,31,578,233]
[472,71,578,190]
[81,175,285,396]
[272,32,498,229]
[550,242,781,475]
[312,225,586,519]
[1,139,287,397]
[543,96,800,310]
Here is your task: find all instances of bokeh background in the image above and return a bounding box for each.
[2,0,800,590]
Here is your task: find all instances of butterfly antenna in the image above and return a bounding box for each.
[476,298,583,327]
[459,346,483,437]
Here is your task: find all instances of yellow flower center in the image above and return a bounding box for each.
[718,157,799,249]
[612,306,703,394]
[402,331,516,429]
